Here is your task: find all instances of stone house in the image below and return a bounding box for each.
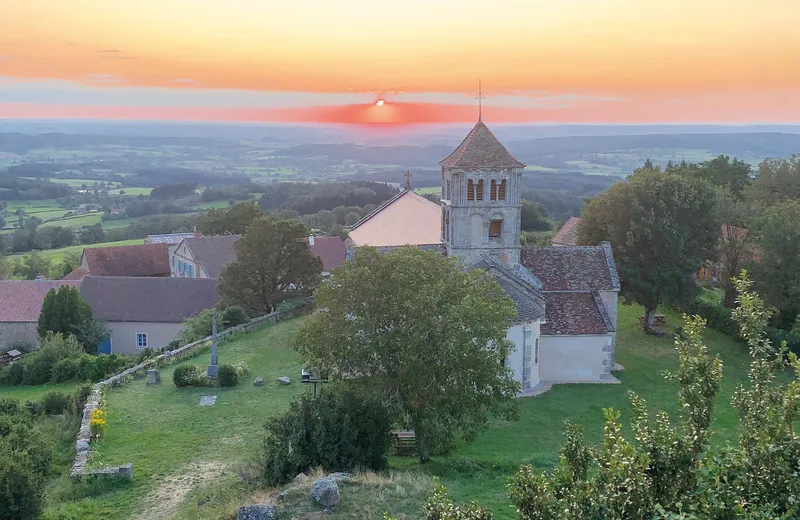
[78,276,219,354]
[171,234,346,279]
[0,280,80,350]
[345,117,620,394]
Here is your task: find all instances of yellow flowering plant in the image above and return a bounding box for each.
[89,408,107,439]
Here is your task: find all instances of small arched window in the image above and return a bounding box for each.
[499,179,507,201]
[490,180,497,201]
[467,179,474,201]
[476,179,484,201]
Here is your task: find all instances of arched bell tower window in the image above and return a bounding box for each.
[490,180,497,201]
[476,179,484,201]
[489,217,502,240]
[467,179,474,201]
[499,179,507,201]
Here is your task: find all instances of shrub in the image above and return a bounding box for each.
[261,385,392,486]
[49,357,80,383]
[41,392,69,415]
[0,363,23,386]
[670,298,739,338]
[0,398,22,417]
[136,348,155,363]
[173,364,209,388]
[161,339,181,352]
[221,306,250,328]
[0,451,45,520]
[217,364,239,387]
[24,401,43,418]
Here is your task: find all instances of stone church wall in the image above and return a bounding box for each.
[538,334,614,382]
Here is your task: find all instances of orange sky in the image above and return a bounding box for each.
[1,0,799,123]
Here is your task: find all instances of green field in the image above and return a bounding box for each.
[107,187,153,196]
[414,187,441,195]
[29,303,766,519]
[12,239,144,263]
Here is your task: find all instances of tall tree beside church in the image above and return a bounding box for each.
[218,217,322,315]
[578,164,718,328]
[295,246,520,463]
[198,200,261,235]
[37,285,107,352]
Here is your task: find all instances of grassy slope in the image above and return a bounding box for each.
[0,381,82,402]
[41,304,758,519]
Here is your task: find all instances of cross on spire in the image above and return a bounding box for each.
[404,170,413,190]
[475,78,486,121]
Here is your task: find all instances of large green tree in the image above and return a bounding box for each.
[198,200,261,235]
[746,154,800,204]
[36,285,107,352]
[521,200,551,231]
[750,200,800,329]
[218,217,322,315]
[295,246,520,462]
[578,165,719,328]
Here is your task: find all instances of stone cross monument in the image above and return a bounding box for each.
[207,308,219,377]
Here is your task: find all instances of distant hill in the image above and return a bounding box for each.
[279,143,454,167]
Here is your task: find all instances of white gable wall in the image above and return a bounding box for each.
[506,320,542,392]
[539,334,614,382]
[106,322,183,354]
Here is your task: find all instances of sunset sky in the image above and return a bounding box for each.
[1,0,799,124]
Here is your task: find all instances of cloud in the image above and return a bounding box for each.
[96,49,121,53]
[172,78,198,84]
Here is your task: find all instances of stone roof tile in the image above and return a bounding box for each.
[183,235,240,279]
[551,217,582,246]
[520,244,619,292]
[0,280,82,322]
[541,291,611,335]
[440,120,525,170]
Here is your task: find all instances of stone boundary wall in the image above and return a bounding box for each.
[70,305,310,481]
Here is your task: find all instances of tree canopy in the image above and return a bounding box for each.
[218,217,322,315]
[37,285,106,352]
[198,200,261,236]
[295,246,520,462]
[578,165,719,327]
[520,200,551,231]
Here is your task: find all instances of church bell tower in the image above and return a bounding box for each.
[439,90,526,265]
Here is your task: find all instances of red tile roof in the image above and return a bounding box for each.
[62,267,88,280]
[0,280,81,322]
[309,236,346,272]
[551,217,582,246]
[440,120,525,170]
[540,292,612,335]
[84,243,171,277]
[520,244,620,292]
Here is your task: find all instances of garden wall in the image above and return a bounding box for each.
[69,305,310,481]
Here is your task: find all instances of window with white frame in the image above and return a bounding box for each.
[136,333,148,349]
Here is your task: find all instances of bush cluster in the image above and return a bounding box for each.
[172,364,210,388]
[41,391,69,415]
[669,298,740,338]
[261,385,392,486]
[217,364,239,387]
[0,334,133,387]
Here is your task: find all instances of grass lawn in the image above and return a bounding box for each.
[0,381,81,402]
[40,304,764,519]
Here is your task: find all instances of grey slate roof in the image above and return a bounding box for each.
[79,276,219,323]
[467,258,546,324]
[540,291,614,335]
[439,120,526,170]
[183,235,241,279]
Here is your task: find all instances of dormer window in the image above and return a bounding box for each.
[490,180,497,201]
[476,180,484,201]
[499,179,507,201]
[467,179,475,201]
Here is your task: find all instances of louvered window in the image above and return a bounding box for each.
[476,180,484,201]
[499,179,507,200]
[467,179,474,201]
[490,180,497,200]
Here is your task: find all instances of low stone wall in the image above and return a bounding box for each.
[70,306,309,481]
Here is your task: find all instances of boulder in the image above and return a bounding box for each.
[236,504,277,520]
[310,477,340,510]
[293,472,309,485]
[277,376,291,385]
[254,377,263,387]
[146,370,161,385]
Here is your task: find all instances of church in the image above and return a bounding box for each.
[345,117,621,394]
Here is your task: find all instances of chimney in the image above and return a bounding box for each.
[35,274,44,283]
[308,234,315,246]
[193,225,200,238]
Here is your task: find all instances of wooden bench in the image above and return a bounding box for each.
[639,314,667,326]
[392,430,417,456]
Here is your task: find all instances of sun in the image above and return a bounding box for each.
[376,99,385,106]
